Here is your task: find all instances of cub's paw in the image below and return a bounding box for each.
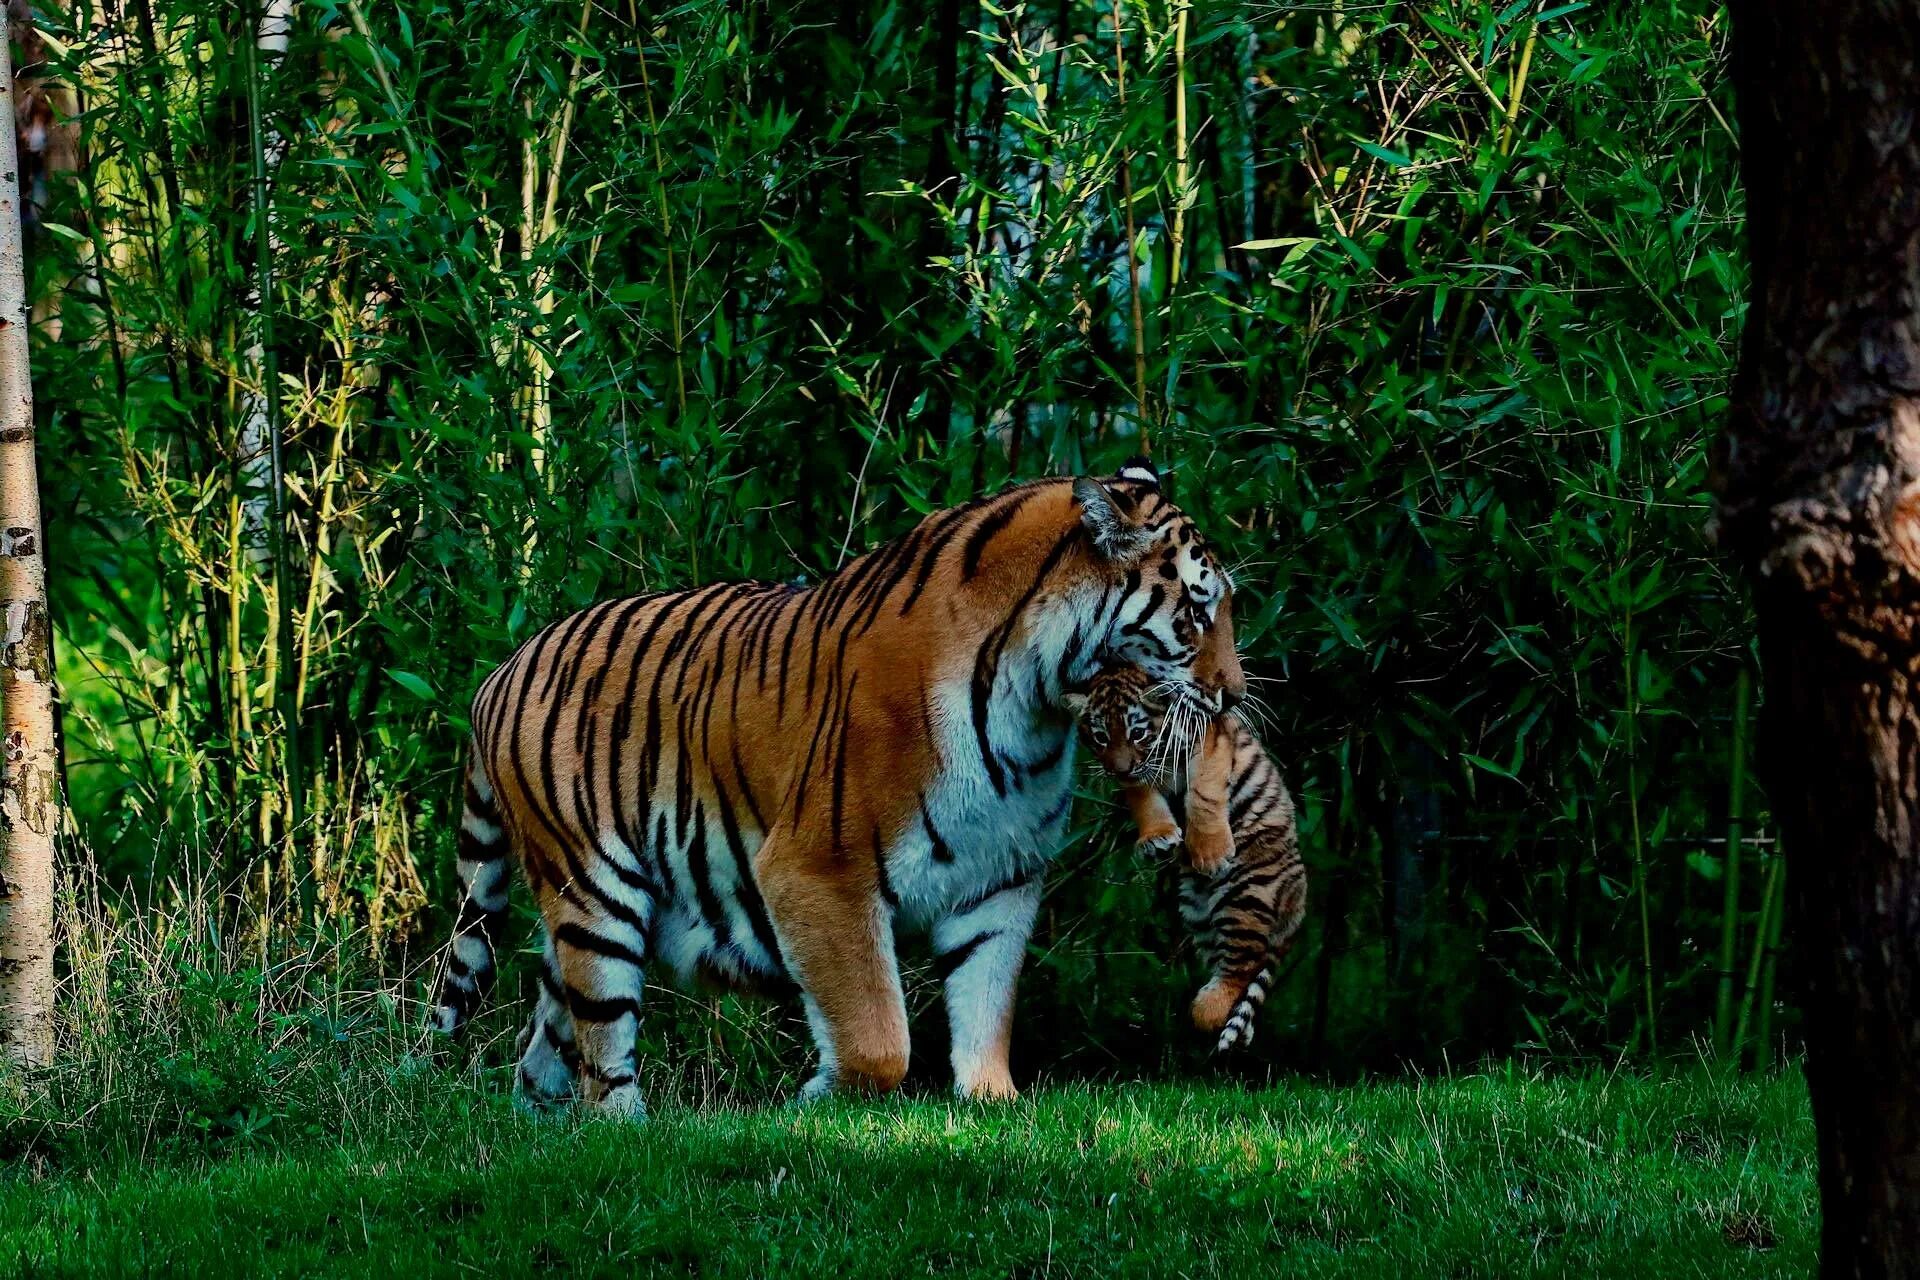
[1185,830,1235,876]
[1135,827,1183,858]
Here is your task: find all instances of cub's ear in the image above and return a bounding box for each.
[1062,691,1090,718]
[1074,476,1150,560]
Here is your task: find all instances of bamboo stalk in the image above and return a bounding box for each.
[1623,534,1657,1053]
[1731,851,1782,1062]
[632,7,689,422]
[1714,665,1751,1055]
[0,27,58,1066]
[1111,0,1149,451]
[1170,0,1190,289]
[523,0,594,470]
[243,0,306,906]
[1498,2,1543,158]
[1753,849,1786,1069]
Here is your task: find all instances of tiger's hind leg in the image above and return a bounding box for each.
[428,751,511,1035]
[513,927,579,1108]
[544,887,655,1120]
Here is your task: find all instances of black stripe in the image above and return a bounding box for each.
[500,613,586,849]
[584,1068,637,1087]
[971,525,1083,795]
[673,586,742,699]
[672,701,696,843]
[730,588,782,708]
[554,598,624,709]
[539,956,567,1004]
[453,899,503,942]
[961,490,1033,580]
[898,504,979,617]
[684,807,735,950]
[713,774,784,967]
[650,811,674,902]
[531,607,610,847]
[555,860,654,935]
[553,921,648,969]
[849,527,924,636]
[565,989,644,1024]
[830,672,860,858]
[774,588,814,721]
[920,800,955,864]
[793,670,842,822]
[505,700,656,938]
[951,870,1033,918]
[730,739,768,830]
[933,930,999,982]
[614,593,695,744]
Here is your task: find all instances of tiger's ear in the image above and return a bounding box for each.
[1074,476,1151,560]
[1062,691,1090,718]
[1116,456,1159,489]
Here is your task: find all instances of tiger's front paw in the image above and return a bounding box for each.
[1135,826,1183,859]
[793,1071,838,1107]
[954,1071,1020,1103]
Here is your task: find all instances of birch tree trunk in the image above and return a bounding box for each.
[1719,2,1920,1273]
[0,23,56,1068]
[235,0,293,563]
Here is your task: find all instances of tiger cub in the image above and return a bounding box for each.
[1068,664,1307,1052]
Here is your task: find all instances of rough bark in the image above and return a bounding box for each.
[1718,3,1920,1273]
[0,24,55,1068]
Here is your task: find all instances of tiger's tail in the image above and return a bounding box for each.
[428,746,511,1035]
[1213,868,1308,1054]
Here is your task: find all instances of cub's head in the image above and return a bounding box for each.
[1064,664,1160,781]
[1074,458,1246,712]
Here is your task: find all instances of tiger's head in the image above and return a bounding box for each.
[1063,663,1160,782]
[1073,458,1245,714]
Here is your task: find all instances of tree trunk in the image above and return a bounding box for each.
[0,24,56,1068]
[1719,4,1920,1273]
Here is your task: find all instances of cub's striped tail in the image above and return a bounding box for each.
[1214,877,1308,1054]
[428,748,511,1035]
[1213,966,1267,1053]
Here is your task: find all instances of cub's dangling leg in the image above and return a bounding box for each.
[1182,719,1238,875]
[1123,783,1183,858]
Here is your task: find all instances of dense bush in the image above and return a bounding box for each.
[33,0,1764,1079]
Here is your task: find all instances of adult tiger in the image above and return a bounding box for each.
[430,460,1243,1115]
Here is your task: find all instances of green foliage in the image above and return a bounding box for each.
[33,0,1768,1071]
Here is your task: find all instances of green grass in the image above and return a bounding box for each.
[1,1068,1814,1278]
